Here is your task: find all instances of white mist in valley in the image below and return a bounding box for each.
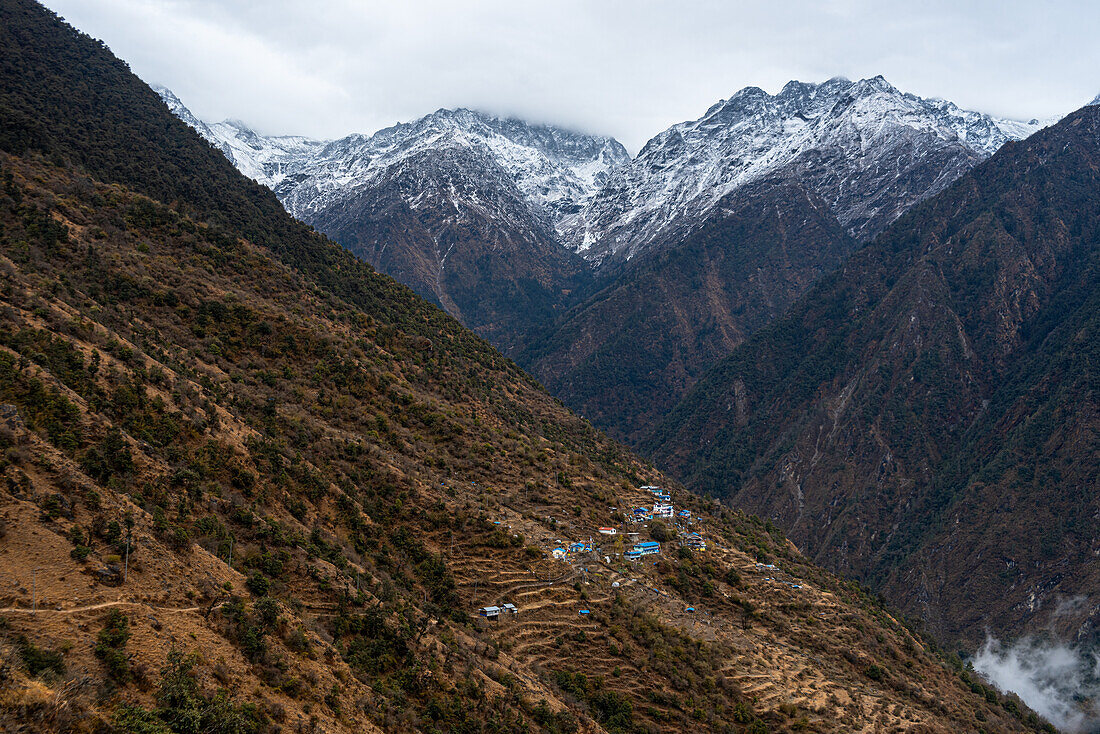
[973,636,1100,733]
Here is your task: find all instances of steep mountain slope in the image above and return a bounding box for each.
[648,106,1100,649]
[160,91,625,349]
[0,2,1051,733]
[0,154,1047,734]
[523,180,856,442]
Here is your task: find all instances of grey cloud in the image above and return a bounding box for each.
[974,635,1100,733]
[42,0,1100,152]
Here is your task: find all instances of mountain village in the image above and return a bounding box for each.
[474,483,803,625]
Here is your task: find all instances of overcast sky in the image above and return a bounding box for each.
[42,0,1100,153]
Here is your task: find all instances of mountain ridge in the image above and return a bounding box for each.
[157,89,624,351]
[564,75,1045,265]
[159,75,1047,270]
[155,91,629,229]
[514,77,1055,440]
[159,79,1055,444]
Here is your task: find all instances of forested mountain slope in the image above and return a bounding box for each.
[648,106,1100,648]
[521,181,856,442]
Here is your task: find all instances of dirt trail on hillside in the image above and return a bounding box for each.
[0,600,216,614]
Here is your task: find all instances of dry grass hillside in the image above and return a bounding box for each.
[0,153,1052,734]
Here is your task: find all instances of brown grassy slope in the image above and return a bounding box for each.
[0,154,1050,734]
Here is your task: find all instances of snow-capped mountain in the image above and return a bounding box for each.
[1090,93,1100,106]
[158,88,627,349]
[159,79,1053,384]
[161,78,1046,272]
[563,76,1045,263]
[519,78,1054,443]
[201,120,324,189]
[156,88,628,234]
[160,78,1060,456]
[154,86,326,186]
[272,108,630,251]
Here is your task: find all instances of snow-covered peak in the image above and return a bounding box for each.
[670,75,1037,168]
[155,87,326,189]
[1089,93,1100,107]
[154,85,215,139]
[156,87,628,230]
[563,76,1049,262]
[205,120,324,189]
[290,106,628,221]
